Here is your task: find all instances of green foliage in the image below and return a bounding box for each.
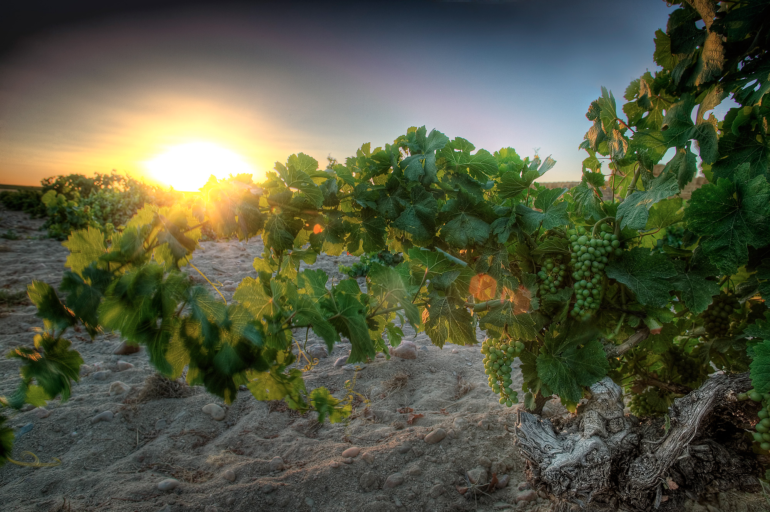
[4,0,770,466]
[0,189,46,217]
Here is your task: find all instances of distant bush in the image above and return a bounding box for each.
[0,189,46,217]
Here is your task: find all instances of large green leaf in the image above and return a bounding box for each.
[670,260,720,314]
[645,197,684,231]
[324,287,374,363]
[9,334,83,401]
[685,164,770,274]
[368,263,421,329]
[63,227,106,277]
[517,188,569,233]
[606,248,677,307]
[424,294,475,348]
[750,339,770,394]
[27,281,76,331]
[0,414,13,467]
[617,172,679,230]
[536,331,608,404]
[394,187,437,241]
[275,155,324,208]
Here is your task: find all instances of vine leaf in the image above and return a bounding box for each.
[605,248,677,307]
[310,387,350,423]
[63,227,107,277]
[645,197,684,231]
[750,339,770,394]
[27,281,76,331]
[685,163,770,274]
[8,334,83,401]
[368,263,421,329]
[517,188,569,233]
[275,155,324,208]
[617,173,679,230]
[424,294,475,348]
[536,327,608,403]
[670,260,720,314]
[394,187,437,242]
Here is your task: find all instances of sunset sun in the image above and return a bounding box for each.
[145,141,255,191]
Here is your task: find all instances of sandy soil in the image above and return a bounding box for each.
[0,207,766,512]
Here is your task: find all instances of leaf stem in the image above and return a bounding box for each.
[189,262,227,305]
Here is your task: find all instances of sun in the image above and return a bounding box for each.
[144,141,255,191]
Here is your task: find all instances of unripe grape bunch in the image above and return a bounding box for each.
[537,257,567,298]
[702,292,740,339]
[738,390,770,452]
[567,225,622,320]
[481,338,523,407]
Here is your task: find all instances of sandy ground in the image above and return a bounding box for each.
[0,207,766,512]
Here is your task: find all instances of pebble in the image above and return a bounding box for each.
[109,381,131,396]
[424,428,446,444]
[389,340,417,359]
[517,481,531,491]
[222,470,236,482]
[453,417,468,431]
[516,489,538,503]
[343,457,354,464]
[343,364,366,371]
[467,467,488,486]
[496,475,510,489]
[360,471,379,491]
[262,484,275,494]
[269,456,285,472]
[157,478,179,491]
[361,452,374,464]
[307,344,328,359]
[114,342,140,355]
[451,348,459,354]
[429,484,444,498]
[15,423,33,438]
[342,447,360,458]
[92,371,111,381]
[393,497,402,507]
[91,411,114,424]
[155,419,168,430]
[304,497,315,507]
[330,461,340,468]
[34,407,51,419]
[406,466,421,477]
[79,365,92,376]
[116,360,134,371]
[478,456,492,468]
[384,473,404,489]
[202,403,225,421]
[397,444,411,454]
[225,497,236,506]
[334,357,347,367]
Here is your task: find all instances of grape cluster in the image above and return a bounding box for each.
[537,257,567,297]
[481,338,522,407]
[668,345,701,386]
[738,390,770,451]
[567,225,621,320]
[702,292,740,339]
[629,389,671,417]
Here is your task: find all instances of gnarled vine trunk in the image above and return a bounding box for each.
[515,373,762,511]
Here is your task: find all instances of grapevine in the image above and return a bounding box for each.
[0,2,768,503]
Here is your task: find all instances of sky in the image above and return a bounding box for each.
[0,0,695,190]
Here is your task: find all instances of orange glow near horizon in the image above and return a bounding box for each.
[144,141,256,191]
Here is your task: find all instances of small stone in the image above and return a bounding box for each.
[109,381,130,396]
[114,342,140,355]
[304,497,315,507]
[393,497,402,507]
[516,490,537,503]
[406,466,421,477]
[453,417,468,431]
[225,497,236,506]
[467,467,488,486]
[93,371,111,381]
[269,456,285,472]
[397,444,411,454]
[451,348,459,354]
[222,469,236,482]
[343,364,366,371]
[384,473,404,489]
[375,352,385,359]
[116,360,134,371]
[330,461,341,468]
[342,447,361,458]
[262,484,275,494]
[496,474,510,489]
[16,423,33,438]
[517,481,531,491]
[343,457,353,464]
[361,452,374,464]
[21,403,34,412]
[477,456,492,468]
[79,365,92,376]
[307,344,328,359]
[360,471,379,491]
[91,411,114,424]
[424,428,446,444]
[155,419,167,430]
[157,478,179,491]
[34,407,51,419]
[334,357,347,367]
[429,484,444,498]
[389,341,417,360]
[202,403,225,421]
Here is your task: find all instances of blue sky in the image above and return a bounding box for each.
[0,0,694,189]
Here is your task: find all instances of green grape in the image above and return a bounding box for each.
[701,292,740,339]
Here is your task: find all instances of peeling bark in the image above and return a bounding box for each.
[515,373,762,511]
